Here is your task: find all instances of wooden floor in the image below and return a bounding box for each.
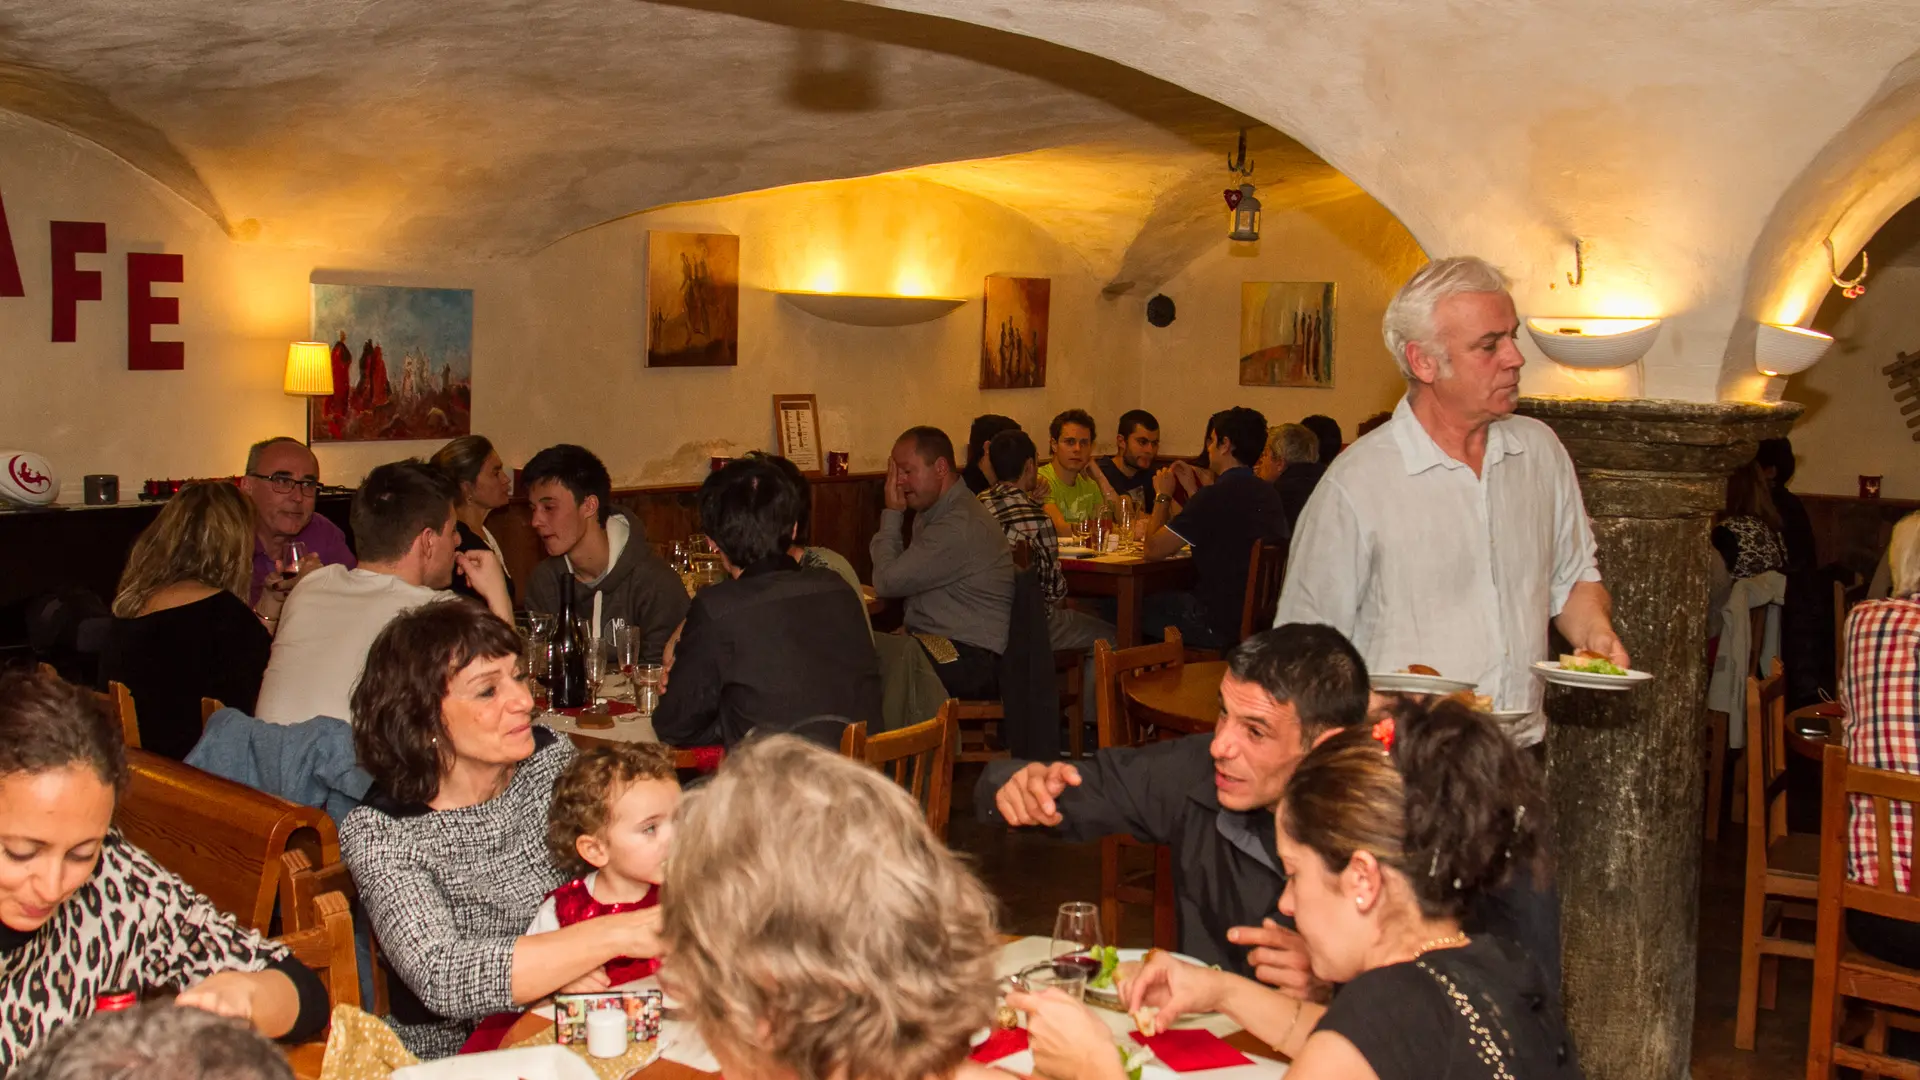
[951,762,1812,1080]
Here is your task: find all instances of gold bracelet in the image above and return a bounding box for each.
[1275,995,1305,1054]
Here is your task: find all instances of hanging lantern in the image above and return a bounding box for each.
[1228,183,1261,242]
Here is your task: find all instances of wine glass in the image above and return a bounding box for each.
[1070,518,1093,550]
[526,637,553,711]
[1050,901,1103,979]
[582,641,605,704]
[613,626,642,709]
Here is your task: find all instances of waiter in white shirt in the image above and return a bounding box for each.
[1275,255,1628,747]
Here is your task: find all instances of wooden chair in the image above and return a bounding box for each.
[280,849,389,1016]
[1708,604,1770,841]
[1808,744,1920,1078]
[864,706,958,841]
[838,721,868,759]
[274,884,361,1080]
[1237,538,1289,642]
[1835,579,1854,701]
[117,749,337,933]
[1734,658,1818,1049]
[201,697,224,727]
[1092,630,1186,949]
[37,662,140,751]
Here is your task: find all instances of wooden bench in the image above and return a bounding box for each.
[116,749,337,933]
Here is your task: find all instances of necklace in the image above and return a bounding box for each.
[1413,932,1470,958]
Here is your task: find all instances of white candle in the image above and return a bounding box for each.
[585,1008,628,1058]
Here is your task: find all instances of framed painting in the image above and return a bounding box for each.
[646,231,739,367]
[980,275,1049,389]
[1240,282,1336,388]
[773,394,823,474]
[309,284,473,443]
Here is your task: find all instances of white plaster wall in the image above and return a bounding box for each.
[1784,265,1920,499]
[1132,193,1427,453]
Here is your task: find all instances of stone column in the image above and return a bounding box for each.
[1516,397,1800,1080]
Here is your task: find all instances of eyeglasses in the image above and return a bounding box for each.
[246,472,321,496]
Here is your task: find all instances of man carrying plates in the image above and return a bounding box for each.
[1276,255,1630,751]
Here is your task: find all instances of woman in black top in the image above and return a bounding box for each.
[100,482,272,758]
[432,435,516,606]
[1712,461,1788,580]
[1021,698,1579,1080]
[961,414,1020,494]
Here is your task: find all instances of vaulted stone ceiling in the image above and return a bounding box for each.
[0,0,1353,293]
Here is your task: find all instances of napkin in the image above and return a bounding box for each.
[969,1028,1030,1063]
[394,1046,598,1080]
[1128,1029,1252,1071]
[318,1004,417,1080]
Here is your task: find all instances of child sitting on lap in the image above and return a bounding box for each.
[529,743,680,986]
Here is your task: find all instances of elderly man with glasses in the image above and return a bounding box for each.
[240,436,355,611]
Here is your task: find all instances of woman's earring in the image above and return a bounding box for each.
[1355,895,1364,908]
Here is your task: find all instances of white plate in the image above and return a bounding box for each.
[1057,545,1099,558]
[1531,661,1654,691]
[1079,948,1207,1002]
[1369,671,1477,695]
[1485,708,1536,724]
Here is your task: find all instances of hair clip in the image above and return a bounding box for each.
[1370,716,1396,754]
[1429,851,1439,877]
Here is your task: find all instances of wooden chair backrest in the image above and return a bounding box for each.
[839,721,868,759]
[1746,603,1769,679]
[38,662,140,750]
[117,749,337,932]
[1819,743,1920,926]
[1095,629,1185,751]
[280,849,388,1016]
[1742,658,1791,853]
[201,697,224,728]
[1238,538,1289,643]
[1835,580,1853,700]
[1009,536,1033,572]
[865,707,958,841]
[272,888,360,1011]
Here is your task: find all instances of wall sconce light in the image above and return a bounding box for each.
[1754,323,1833,377]
[1224,129,1260,243]
[1524,318,1663,369]
[283,341,334,446]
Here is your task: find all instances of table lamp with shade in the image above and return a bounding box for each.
[283,341,334,445]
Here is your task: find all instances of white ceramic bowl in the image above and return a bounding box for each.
[1525,318,1662,369]
[1754,322,1833,377]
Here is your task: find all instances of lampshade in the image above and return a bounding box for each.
[1524,318,1663,369]
[1754,323,1833,377]
[283,342,334,396]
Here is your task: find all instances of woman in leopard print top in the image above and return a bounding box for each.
[0,672,328,1075]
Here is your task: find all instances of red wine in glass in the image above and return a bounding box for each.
[1050,900,1103,979]
[1053,953,1102,979]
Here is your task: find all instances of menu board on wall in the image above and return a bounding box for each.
[774,394,822,474]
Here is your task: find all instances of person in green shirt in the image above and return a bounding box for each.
[1037,408,1105,535]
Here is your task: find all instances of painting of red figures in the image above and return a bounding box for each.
[646,231,739,367]
[1240,281,1335,388]
[309,284,473,443]
[980,275,1049,390]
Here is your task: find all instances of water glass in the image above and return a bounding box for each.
[284,540,309,572]
[1017,961,1088,1002]
[634,663,664,714]
[1050,901,1103,976]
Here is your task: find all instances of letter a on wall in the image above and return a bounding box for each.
[127,252,184,370]
[50,221,106,342]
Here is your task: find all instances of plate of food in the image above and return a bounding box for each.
[1074,947,1210,1010]
[1532,652,1653,691]
[1369,665,1476,696]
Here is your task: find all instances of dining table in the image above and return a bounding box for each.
[1122,660,1225,735]
[492,936,1287,1077]
[1060,549,1197,647]
[1786,701,1845,763]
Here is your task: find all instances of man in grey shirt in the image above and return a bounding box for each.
[871,425,1015,699]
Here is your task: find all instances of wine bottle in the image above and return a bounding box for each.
[552,585,587,710]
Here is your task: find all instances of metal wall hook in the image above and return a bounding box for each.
[1566,239,1585,288]
[1826,237,1869,298]
[1227,129,1254,179]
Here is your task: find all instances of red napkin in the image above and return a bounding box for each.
[1129,1029,1252,1071]
[970,1027,1030,1063]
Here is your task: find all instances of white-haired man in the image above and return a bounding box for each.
[1274,256,1627,748]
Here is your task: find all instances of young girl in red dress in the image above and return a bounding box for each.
[526,743,680,987]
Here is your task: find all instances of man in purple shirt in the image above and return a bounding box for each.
[241,436,355,609]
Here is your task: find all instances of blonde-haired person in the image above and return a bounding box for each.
[431,434,516,606]
[100,481,274,758]
[1839,511,1920,971]
[661,735,1005,1080]
[1018,698,1579,1080]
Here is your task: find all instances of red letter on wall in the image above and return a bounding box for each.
[50,221,107,342]
[127,252,184,370]
[0,188,23,298]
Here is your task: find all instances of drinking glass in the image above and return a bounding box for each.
[613,626,642,705]
[582,642,605,704]
[634,664,664,714]
[528,612,557,639]
[1050,901,1104,979]
[526,637,553,711]
[1016,961,1087,1002]
[284,540,309,573]
[1070,519,1093,549]
[1115,499,1134,549]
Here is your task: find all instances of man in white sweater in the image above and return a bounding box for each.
[255,460,512,725]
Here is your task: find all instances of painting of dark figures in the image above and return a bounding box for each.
[980,274,1049,390]
[647,231,740,367]
[310,284,473,443]
[1240,281,1335,388]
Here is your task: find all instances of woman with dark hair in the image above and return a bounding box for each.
[430,435,515,605]
[1018,698,1578,1080]
[100,481,272,758]
[961,414,1021,494]
[1714,460,1788,579]
[0,671,328,1072]
[338,603,659,1057]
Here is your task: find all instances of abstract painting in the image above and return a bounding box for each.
[646,231,739,367]
[1240,282,1336,388]
[980,275,1049,389]
[309,284,473,443]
